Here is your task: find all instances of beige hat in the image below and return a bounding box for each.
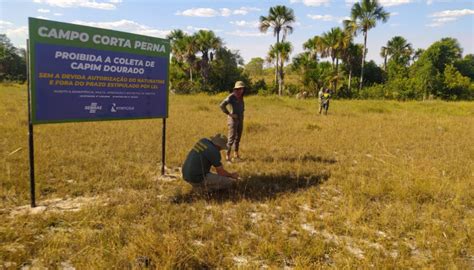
[233,81,245,89]
[210,133,228,150]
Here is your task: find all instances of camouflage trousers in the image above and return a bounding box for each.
[191,173,236,191]
[227,116,243,152]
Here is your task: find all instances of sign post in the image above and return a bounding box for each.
[161,118,166,175]
[26,40,36,207]
[28,18,170,207]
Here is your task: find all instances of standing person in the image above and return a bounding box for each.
[318,87,324,114]
[182,134,239,191]
[321,88,331,115]
[220,81,245,162]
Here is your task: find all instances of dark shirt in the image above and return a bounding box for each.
[220,94,245,118]
[182,138,222,183]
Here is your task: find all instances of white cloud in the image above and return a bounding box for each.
[291,0,331,7]
[72,20,171,37]
[380,0,413,6]
[220,8,232,17]
[426,23,441,27]
[233,9,248,15]
[232,7,260,15]
[186,26,210,31]
[185,25,222,34]
[307,14,350,23]
[225,30,268,37]
[0,21,28,48]
[5,26,28,46]
[432,9,474,18]
[54,13,63,16]
[391,12,399,16]
[186,26,222,32]
[109,0,122,3]
[176,8,219,17]
[33,0,117,10]
[427,9,474,27]
[230,20,260,28]
[37,8,50,13]
[0,20,14,29]
[307,14,335,21]
[434,17,457,22]
[176,7,260,17]
[239,7,261,12]
[345,0,413,6]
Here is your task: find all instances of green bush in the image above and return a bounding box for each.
[442,64,473,100]
[361,78,420,101]
[252,79,267,92]
[172,80,203,94]
[284,83,301,96]
[359,84,386,99]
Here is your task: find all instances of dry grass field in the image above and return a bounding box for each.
[1,83,473,269]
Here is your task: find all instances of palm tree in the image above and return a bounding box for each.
[292,52,315,91]
[266,45,278,93]
[412,48,424,64]
[303,35,327,61]
[386,36,413,66]
[167,29,186,63]
[322,27,342,67]
[259,5,295,95]
[266,45,277,67]
[380,46,388,71]
[195,30,222,84]
[341,43,363,93]
[180,35,198,82]
[275,41,293,92]
[322,27,350,93]
[167,30,198,82]
[345,0,389,92]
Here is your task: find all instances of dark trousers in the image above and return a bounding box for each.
[319,100,329,114]
[227,116,243,152]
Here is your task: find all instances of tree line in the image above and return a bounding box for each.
[0,34,26,82]
[166,0,473,100]
[1,0,473,100]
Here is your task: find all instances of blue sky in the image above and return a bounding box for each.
[1,0,473,65]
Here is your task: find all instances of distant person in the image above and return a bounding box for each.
[318,87,324,114]
[182,134,239,191]
[320,88,331,115]
[220,81,245,162]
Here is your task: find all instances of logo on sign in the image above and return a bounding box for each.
[84,103,102,113]
[110,103,135,112]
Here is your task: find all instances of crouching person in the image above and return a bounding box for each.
[182,134,239,191]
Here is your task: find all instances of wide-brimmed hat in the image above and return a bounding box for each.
[233,81,245,89]
[210,133,228,150]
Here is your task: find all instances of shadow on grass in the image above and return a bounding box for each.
[172,172,330,204]
[244,154,337,164]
